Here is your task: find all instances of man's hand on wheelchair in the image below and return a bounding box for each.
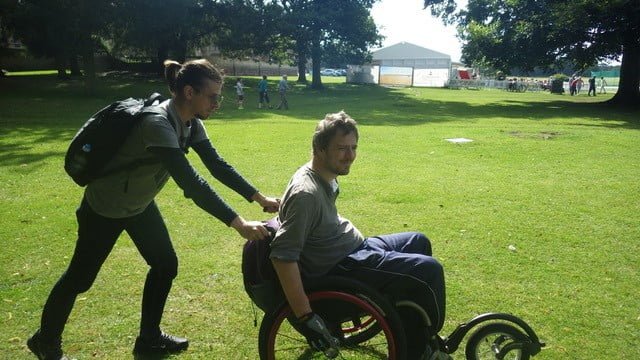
[296,312,340,358]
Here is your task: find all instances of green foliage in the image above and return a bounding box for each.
[551,73,569,81]
[273,0,382,88]
[108,0,221,66]
[6,0,112,78]
[423,0,640,106]
[1,74,639,359]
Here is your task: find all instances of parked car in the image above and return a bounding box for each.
[320,68,338,76]
[335,69,347,76]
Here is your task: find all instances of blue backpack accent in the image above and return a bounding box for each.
[64,93,166,186]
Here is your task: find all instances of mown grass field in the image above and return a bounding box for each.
[1,73,638,359]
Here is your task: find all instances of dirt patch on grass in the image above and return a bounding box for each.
[507,131,561,140]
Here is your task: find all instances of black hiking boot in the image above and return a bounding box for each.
[133,332,189,355]
[27,330,69,360]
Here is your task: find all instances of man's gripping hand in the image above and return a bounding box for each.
[296,312,340,358]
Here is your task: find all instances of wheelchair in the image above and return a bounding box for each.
[247,274,544,360]
[242,221,545,359]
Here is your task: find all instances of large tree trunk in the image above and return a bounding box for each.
[175,36,187,64]
[156,45,170,75]
[54,53,68,80]
[310,27,323,89]
[82,44,96,94]
[69,54,81,77]
[608,36,640,109]
[296,41,308,83]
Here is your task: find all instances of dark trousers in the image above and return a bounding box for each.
[259,90,270,104]
[330,232,446,356]
[277,91,288,109]
[39,197,178,341]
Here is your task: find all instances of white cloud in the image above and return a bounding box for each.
[371,0,465,62]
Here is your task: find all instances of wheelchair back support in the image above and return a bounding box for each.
[242,217,283,312]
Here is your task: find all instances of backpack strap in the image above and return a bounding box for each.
[144,92,164,106]
[159,102,199,154]
[97,94,168,178]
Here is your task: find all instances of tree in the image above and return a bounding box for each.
[276,0,381,88]
[213,1,292,64]
[318,1,380,70]
[7,0,112,89]
[108,0,222,73]
[424,0,640,108]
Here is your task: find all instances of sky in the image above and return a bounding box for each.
[370,0,466,62]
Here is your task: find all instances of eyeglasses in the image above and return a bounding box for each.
[208,94,224,106]
[198,91,224,106]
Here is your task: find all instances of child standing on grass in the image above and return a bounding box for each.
[276,75,289,110]
[235,78,245,109]
[258,75,271,109]
[599,77,608,94]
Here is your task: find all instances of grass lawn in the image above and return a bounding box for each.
[1,73,638,359]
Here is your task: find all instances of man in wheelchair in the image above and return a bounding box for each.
[269,111,447,359]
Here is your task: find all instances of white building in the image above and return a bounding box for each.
[347,42,452,87]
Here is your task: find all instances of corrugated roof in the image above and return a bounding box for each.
[372,42,450,60]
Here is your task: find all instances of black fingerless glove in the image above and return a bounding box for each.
[296,312,340,358]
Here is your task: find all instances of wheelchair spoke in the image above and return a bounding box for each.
[260,288,406,359]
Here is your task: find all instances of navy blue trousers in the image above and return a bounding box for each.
[38,197,178,341]
[329,232,446,355]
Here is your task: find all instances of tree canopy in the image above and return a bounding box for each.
[424,0,640,106]
[273,0,381,88]
[3,0,381,90]
[424,0,640,107]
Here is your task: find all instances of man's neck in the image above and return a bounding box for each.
[172,99,194,124]
[310,159,337,184]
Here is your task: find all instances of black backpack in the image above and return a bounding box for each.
[242,217,284,312]
[64,93,166,186]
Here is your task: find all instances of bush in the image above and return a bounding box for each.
[549,73,567,94]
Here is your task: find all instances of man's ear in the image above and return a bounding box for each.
[184,85,196,100]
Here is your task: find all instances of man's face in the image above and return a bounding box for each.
[189,79,223,119]
[317,131,358,177]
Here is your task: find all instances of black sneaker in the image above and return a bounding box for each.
[133,332,189,355]
[27,330,69,360]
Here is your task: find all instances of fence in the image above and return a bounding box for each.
[207,57,298,77]
[447,79,544,92]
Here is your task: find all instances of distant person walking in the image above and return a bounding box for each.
[569,77,576,96]
[588,76,596,96]
[276,75,290,110]
[258,75,271,109]
[599,77,608,94]
[576,77,583,95]
[235,78,245,109]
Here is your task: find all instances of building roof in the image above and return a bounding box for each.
[372,42,450,60]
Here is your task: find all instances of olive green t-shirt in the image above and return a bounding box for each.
[85,99,208,218]
[270,164,364,276]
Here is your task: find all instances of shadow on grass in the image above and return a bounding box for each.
[0,132,67,168]
[218,81,639,130]
[1,73,638,168]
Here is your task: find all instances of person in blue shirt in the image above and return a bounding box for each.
[258,75,271,109]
